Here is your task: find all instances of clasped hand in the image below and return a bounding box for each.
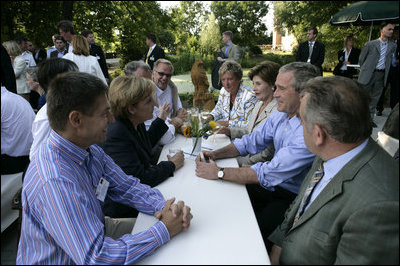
[154,197,193,238]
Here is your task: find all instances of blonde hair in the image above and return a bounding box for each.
[72,35,90,56]
[218,60,243,80]
[2,41,22,57]
[109,75,155,120]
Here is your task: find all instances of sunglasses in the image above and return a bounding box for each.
[154,70,172,78]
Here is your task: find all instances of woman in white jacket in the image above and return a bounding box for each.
[63,35,107,85]
[3,41,30,101]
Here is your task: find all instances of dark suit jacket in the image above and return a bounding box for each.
[90,44,110,79]
[33,49,47,65]
[333,47,361,78]
[269,139,399,264]
[144,44,165,69]
[296,40,325,74]
[1,44,17,93]
[99,117,175,217]
[50,49,67,58]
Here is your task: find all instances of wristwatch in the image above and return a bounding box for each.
[217,168,225,180]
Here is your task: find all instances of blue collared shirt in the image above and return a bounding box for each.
[225,42,232,57]
[17,130,169,265]
[233,110,315,194]
[304,139,369,212]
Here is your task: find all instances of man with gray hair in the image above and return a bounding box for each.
[124,60,152,79]
[196,62,319,251]
[269,75,399,264]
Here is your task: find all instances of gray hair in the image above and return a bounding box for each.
[301,76,372,143]
[279,62,320,93]
[153,58,174,74]
[124,61,151,76]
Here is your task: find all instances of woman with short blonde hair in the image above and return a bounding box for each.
[100,75,184,218]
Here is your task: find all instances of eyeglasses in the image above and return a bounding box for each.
[154,70,172,78]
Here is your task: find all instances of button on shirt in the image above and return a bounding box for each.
[17,130,170,265]
[233,110,315,194]
[303,139,368,212]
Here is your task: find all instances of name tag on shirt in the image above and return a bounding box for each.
[95,178,109,202]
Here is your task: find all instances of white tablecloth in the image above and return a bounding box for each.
[131,134,270,265]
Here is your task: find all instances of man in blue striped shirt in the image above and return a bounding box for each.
[196,62,319,251]
[17,72,193,265]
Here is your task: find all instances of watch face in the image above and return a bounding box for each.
[218,170,224,178]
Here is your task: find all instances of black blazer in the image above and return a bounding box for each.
[33,49,47,64]
[296,40,325,74]
[90,44,110,79]
[333,47,361,78]
[143,45,165,69]
[99,117,174,218]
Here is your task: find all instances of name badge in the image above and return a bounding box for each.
[95,178,109,202]
[150,56,155,61]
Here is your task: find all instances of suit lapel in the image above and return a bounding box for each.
[290,138,379,230]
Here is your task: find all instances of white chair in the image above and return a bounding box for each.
[1,172,23,233]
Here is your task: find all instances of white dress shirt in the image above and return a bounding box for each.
[29,103,50,160]
[21,51,36,68]
[63,53,107,85]
[1,87,36,157]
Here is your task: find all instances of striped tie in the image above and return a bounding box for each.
[308,42,313,61]
[146,47,152,64]
[293,162,324,224]
[376,42,387,69]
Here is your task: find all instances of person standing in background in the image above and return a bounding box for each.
[333,34,361,79]
[143,33,165,70]
[81,29,111,84]
[295,27,325,76]
[358,22,396,127]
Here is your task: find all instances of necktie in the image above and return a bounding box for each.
[293,162,324,224]
[146,47,152,64]
[308,42,313,61]
[376,42,387,69]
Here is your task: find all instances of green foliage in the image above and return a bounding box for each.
[248,45,263,56]
[211,1,270,46]
[166,52,215,75]
[199,12,221,56]
[241,53,295,69]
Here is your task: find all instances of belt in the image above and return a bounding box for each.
[374,69,385,72]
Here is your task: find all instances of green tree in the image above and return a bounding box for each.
[169,1,209,54]
[199,12,221,56]
[210,1,269,47]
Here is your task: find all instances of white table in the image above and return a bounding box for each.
[132,134,270,265]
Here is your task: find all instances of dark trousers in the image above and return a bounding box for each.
[1,154,30,175]
[246,184,297,252]
[377,66,399,112]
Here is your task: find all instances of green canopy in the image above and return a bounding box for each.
[330,1,399,25]
[330,1,399,40]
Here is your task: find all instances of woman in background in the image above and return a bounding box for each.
[333,34,361,79]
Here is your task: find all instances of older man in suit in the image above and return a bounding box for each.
[268,76,399,265]
[295,27,325,76]
[217,31,241,63]
[358,22,396,126]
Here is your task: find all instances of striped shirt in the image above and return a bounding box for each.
[17,130,170,265]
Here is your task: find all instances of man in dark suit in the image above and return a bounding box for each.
[295,27,325,75]
[143,33,165,70]
[81,29,111,84]
[31,42,47,65]
[269,76,398,265]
